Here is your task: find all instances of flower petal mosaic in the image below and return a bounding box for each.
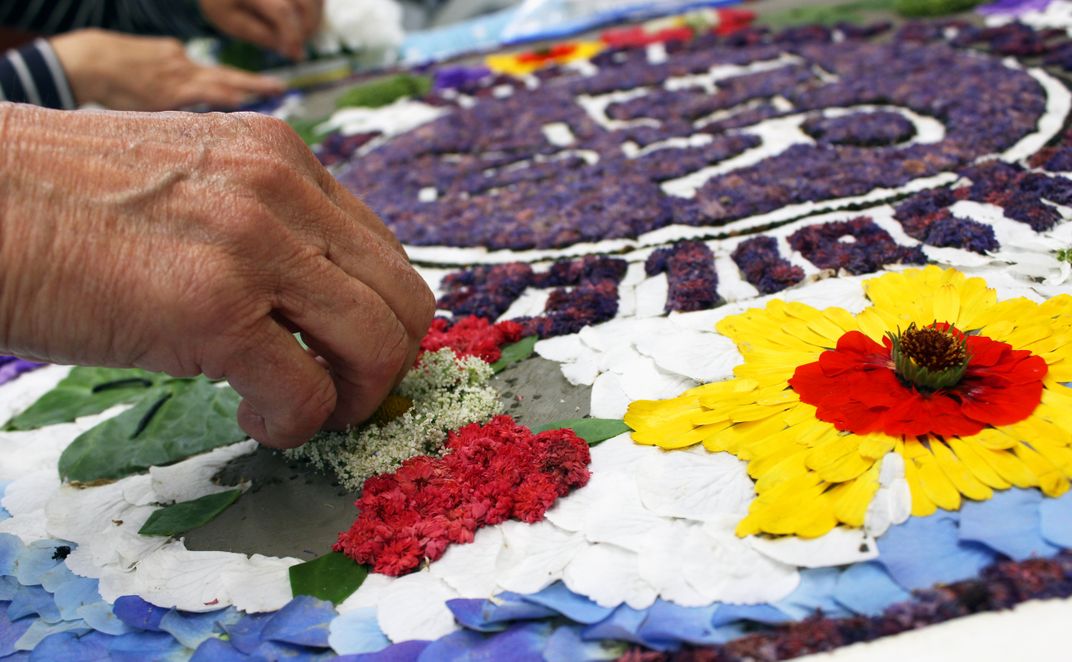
[5,7,1072,662]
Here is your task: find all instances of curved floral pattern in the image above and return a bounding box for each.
[626,267,1072,538]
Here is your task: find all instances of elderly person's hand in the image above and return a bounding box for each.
[0,104,435,448]
[50,29,285,110]
[200,0,324,60]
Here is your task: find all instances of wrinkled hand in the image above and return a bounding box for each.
[0,104,435,448]
[50,29,284,110]
[201,0,324,60]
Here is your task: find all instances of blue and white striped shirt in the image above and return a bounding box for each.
[0,1,214,109]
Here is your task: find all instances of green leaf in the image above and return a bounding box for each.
[534,418,631,446]
[289,552,368,605]
[288,116,332,147]
[5,367,168,431]
[138,489,242,537]
[335,74,432,110]
[490,336,538,373]
[58,378,245,483]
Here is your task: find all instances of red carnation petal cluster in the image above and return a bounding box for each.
[419,316,524,364]
[334,415,591,576]
[789,330,1047,438]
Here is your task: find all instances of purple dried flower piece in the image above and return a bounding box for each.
[437,263,534,320]
[788,217,926,274]
[731,236,805,294]
[802,112,915,147]
[645,241,721,312]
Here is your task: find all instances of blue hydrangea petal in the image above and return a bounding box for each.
[772,568,851,620]
[0,533,23,575]
[519,582,615,624]
[28,630,112,662]
[53,576,102,622]
[38,561,77,593]
[335,639,430,661]
[159,607,241,650]
[112,595,168,631]
[481,592,558,623]
[581,605,655,648]
[13,541,67,586]
[14,618,91,651]
[223,612,275,654]
[106,630,191,662]
[418,622,551,662]
[260,596,336,648]
[444,599,508,633]
[191,637,251,662]
[0,576,20,601]
[959,489,1060,560]
[77,600,133,636]
[0,609,34,657]
[710,603,790,627]
[832,561,910,616]
[876,511,996,590]
[1038,490,1072,548]
[328,608,390,655]
[635,600,726,648]
[544,625,623,662]
[8,585,62,623]
[249,639,336,660]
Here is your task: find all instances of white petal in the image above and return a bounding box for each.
[749,527,878,568]
[534,334,587,364]
[0,364,71,425]
[635,329,740,383]
[338,572,395,612]
[128,544,243,611]
[495,520,583,594]
[590,372,633,419]
[581,473,671,552]
[221,554,300,613]
[588,433,654,474]
[634,273,668,318]
[635,449,754,521]
[682,522,799,604]
[637,520,711,607]
[563,543,657,609]
[430,527,503,597]
[498,288,551,321]
[377,571,458,642]
[149,440,256,503]
[2,470,59,517]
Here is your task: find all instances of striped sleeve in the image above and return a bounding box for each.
[0,39,75,109]
[0,1,216,39]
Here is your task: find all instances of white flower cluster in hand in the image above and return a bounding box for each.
[285,348,502,491]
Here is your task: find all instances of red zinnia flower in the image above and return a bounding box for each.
[789,325,1048,438]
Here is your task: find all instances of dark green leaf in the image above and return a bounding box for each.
[5,367,167,431]
[534,418,631,446]
[59,378,245,483]
[289,552,368,605]
[335,74,432,109]
[490,336,538,373]
[138,489,242,537]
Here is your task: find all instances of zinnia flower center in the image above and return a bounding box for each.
[887,322,970,392]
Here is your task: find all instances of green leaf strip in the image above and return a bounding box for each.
[490,336,538,373]
[138,489,243,537]
[289,551,369,605]
[534,418,631,446]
